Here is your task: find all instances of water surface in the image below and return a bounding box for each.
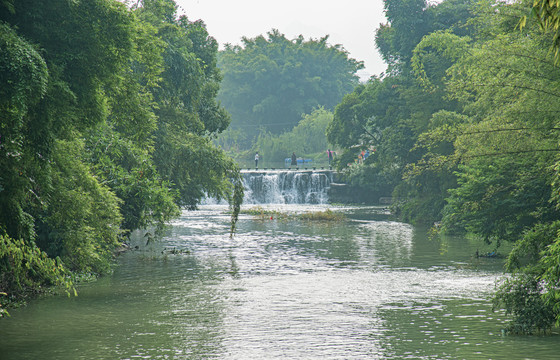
[1,204,559,359]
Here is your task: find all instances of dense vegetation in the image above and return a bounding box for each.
[3,0,560,336]
[327,0,560,333]
[0,0,242,310]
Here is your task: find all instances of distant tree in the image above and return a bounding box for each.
[254,107,333,164]
[218,29,363,144]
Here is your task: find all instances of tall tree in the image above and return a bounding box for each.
[0,0,135,295]
[135,0,242,209]
[0,0,243,303]
[376,0,475,73]
[408,0,560,332]
[326,0,475,213]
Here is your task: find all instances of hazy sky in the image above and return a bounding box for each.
[175,0,388,80]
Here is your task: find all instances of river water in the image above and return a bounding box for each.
[1,204,559,359]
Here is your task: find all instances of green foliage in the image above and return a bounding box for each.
[39,139,123,274]
[500,188,560,331]
[522,0,560,63]
[505,221,560,273]
[229,176,244,237]
[0,22,49,243]
[377,0,475,72]
[442,156,556,245]
[135,0,242,211]
[539,164,560,325]
[407,0,560,331]
[393,177,451,224]
[340,159,400,203]
[0,22,48,115]
[218,29,363,143]
[346,0,473,217]
[241,206,290,221]
[0,234,75,302]
[328,0,476,215]
[326,80,386,149]
[86,124,179,236]
[429,2,560,239]
[379,0,434,67]
[327,57,460,216]
[541,235,560,325]
[2,0,136,130]
[411,31,471,91]
[493,274,556,334]
[253,107,333,164]
[323,0,560,333]
[0,292,8,318]
[0,0,243,304]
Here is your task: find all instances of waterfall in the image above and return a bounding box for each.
[242,170,333,204]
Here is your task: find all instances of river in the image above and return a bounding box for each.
[1,204,559,359]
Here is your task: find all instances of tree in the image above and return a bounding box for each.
[406,0,560,332]
[0,0,135,299]
[1,0,135,260]
[378,0,433,68]
[522,0,560,63]
[135,0,243,210]
[376,0,475,73]
[0,0,243,304]
[0,21,48,242]
[326,0,476,216]
[326,80,386,149]
[218,30,363,144]
[253,107,333,164]
[328,0,560,332]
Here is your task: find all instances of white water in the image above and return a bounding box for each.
[241,170,333,204]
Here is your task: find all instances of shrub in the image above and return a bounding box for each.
[0,234,75,314]
[493,274,555,334]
